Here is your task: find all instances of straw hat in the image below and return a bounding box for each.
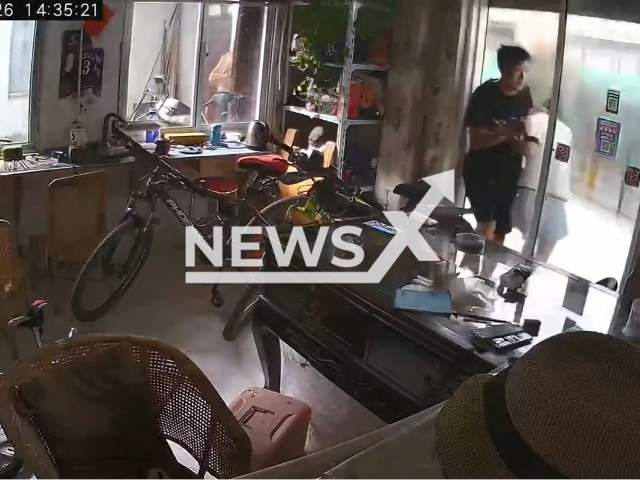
[435,331,640,478]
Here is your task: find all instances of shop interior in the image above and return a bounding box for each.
[0,0,639,477]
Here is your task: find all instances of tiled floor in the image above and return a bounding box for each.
[465,193,636,284]
[1,234,384,472]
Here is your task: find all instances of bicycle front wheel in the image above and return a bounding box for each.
[71,217,153,322]
[247,196,317,228]
[222,196,307,341]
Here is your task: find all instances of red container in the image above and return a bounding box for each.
[347,80,363,119]
[229,388,312,471]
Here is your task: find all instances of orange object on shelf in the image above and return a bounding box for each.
[84,4,114,37]
[367,28,393,67]
[347,79,363,119]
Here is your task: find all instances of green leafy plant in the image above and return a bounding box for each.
[292,1,348,69]
[355,1,395,39]
[290,2,347,103]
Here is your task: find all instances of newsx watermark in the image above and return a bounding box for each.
[185,170,454,284]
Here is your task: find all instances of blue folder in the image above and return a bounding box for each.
[394,289,452,315]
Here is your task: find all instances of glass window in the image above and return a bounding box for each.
[198,4,266,125]
[535,14,640,285]
[126,2,200,126]
[125,2,267,127]
[9,21,36,97]
[1,21,36,143]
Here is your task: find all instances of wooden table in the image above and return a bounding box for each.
[152,144,265,178]
[0,158,135,227]
[252,222,619,423]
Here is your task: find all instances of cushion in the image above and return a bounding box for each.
[12,343,193,479]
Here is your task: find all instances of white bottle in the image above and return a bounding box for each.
[69,123,86,156]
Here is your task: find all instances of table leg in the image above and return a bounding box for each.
[252,320,281,392]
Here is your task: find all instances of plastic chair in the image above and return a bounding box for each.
[0,219,29,360]
[279,141,337,198]
[277,129,301,161]
[0,334,311,478]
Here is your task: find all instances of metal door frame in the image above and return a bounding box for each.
[522,1,567,259]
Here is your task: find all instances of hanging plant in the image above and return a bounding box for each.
[290,2,347,106]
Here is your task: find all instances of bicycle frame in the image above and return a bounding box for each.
[125,161,278,249]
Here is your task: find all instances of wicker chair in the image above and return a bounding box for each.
[0,334,253,479]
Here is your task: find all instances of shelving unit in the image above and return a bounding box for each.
[325,63,388,73]
[284,0,391,185]
[284,106,381,127]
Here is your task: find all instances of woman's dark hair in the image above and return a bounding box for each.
[497,45,531,73]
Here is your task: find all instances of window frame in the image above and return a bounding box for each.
[9,21,37,99]
[120,0,276,132]
[2,20,41,148]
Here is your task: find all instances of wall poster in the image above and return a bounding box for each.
[595,117,621,159]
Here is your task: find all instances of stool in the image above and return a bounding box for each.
[189,175,239,219]
[229,388,312,471]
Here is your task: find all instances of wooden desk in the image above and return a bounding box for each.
[0,158,135,227]
[0,157,135,178]
[253,222,618,422]
[147,145,266,178]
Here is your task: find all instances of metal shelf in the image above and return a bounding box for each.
[285,105,380,127]
[351,63,388,72]
[347,118,381,126]
[325,62,388,73]
[284,105,340,124]
[285,0,391,182]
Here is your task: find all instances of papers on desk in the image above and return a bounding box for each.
[0,156,68,173]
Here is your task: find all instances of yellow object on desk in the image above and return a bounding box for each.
[162,131,208,146]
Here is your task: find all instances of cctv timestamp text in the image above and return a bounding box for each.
[0,1,103,20]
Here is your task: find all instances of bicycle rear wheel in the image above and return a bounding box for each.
[71,217,153,323]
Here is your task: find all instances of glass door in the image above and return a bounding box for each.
[470,1,640,289]
[534,14,640,287]
[469,7,560,257]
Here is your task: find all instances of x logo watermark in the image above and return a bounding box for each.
[185,170,455,284]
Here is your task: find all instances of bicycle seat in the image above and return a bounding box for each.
[8,300,47,330]
[393,182,432,204]
[237,154,290,176]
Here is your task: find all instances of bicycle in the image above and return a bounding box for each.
[203,92,247,123]
[221,165,383,341]
[70,114,307,323]
[0,301,77,478]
